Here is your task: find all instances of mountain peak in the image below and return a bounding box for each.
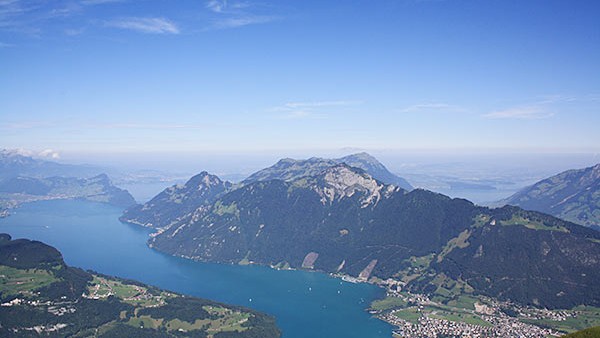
[338,153,413,190]
[591,163,600,176]
[187,171,224,189]
[341,152,378,162]
[274,158,296,165]
[244,157,336,184]
[314,164,392,206]
[243,153,412,190]
[121,171,231,229]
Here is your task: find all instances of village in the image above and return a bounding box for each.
[371,278,578,338]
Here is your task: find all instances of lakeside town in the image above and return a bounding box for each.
[370,278,589,338]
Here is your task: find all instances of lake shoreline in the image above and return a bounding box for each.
[0,199,394,338]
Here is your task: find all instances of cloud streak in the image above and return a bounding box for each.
[212,15,277,29]
[481,96,575,120]
[482,94,600,120]
[80,0,124,5]
[0,121,212,131]
[205,0,279,30]
[399,103,465,113]
[98,123,208,130]
[272,100,362,119]
[284,100,363,109]
[483,106,554,120]
[106,17,179,34]
[206,0,252,14]
[206,0,227,13]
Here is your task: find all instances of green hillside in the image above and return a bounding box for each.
[0,234,280,338]
[149,165,600,309]
[502,163,600,229]
[562,326,600,338]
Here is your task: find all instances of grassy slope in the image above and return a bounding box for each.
[562,326,600,338]
[0,234,280,338]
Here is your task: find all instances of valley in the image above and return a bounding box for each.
[4,1,599,336]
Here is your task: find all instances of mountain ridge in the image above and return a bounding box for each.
[500,163,600,229]
[120,152,411,229]
[0,174,136,212]
[120,171,232,228]
[0,149,105,181]
[243,152,413,191]
[147,165,600,309]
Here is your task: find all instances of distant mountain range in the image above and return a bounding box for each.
[0,234,280,337]
[120,152,412,229]
[0,149,105,181]
[122,154,600,310]
[0,150,135,215]
[500,163,600,230]
[0,174,136,209]
[244,152,413,191]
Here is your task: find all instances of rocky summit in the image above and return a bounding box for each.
[243,152,413,191]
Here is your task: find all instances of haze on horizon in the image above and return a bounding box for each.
[1,0,599,157]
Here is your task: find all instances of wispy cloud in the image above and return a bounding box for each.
[0,121,57,130]
[284,100,363,109]
[98,123,207,130]
[0,121,212,131]
[0,0,37,30]
[212,15,277,29]
[1,148,61,159]
[206,0,251,14]
[272,100,362,119]
[481,95,582,120]
[0,41,13,47]
[80,0,124,5]
[106,17,179,34]
[399,103,465,113]
[0,1,84,35]
[205,0,279,30]
[0,0,128,36]
[483,106,554,120]
[38,148,61,159]
[206,0,227,13]
[482,94,600,120]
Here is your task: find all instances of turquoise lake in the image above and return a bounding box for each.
[0,199,393,338]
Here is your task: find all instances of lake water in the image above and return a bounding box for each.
[0,199,393,338]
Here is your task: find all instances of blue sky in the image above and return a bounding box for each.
[1,0,600,157]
